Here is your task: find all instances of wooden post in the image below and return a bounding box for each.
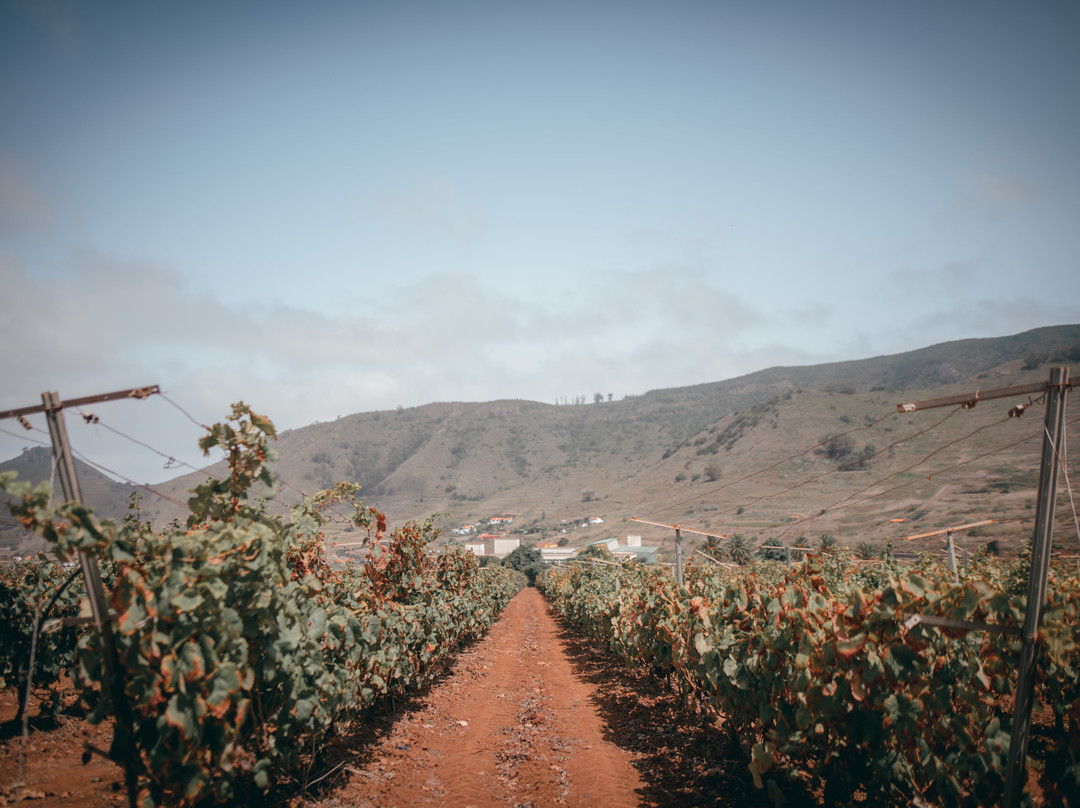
[1004,366,1070,807]
[674,528,684,586]
[41,394,115,649]
[944,529,958,577]
[40,391,147,808]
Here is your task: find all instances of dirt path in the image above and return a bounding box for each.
[2,588,765,807]
[322,587,644,808]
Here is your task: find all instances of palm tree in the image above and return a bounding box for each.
[726,533,752,566]
[855,541,878,560]
[701,534,724,557]
[819,532,838,553]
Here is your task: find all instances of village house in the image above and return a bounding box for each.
[482,534,520,558]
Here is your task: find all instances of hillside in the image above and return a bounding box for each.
[0,447,138,557]
[141,325,1080,555]
[4,324,1079,560]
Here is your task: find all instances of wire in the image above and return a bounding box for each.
[654,392,1079,547]
[159,392,209,430]
[0,424,52,447]
[770,415,1080,541]
[801,413,1015,519]
[158,393,327,518]
[3,393,338,530]
[646,400,1075,549]
[651,406,963,527]
[83,416,218,479]
[644,409,902,518]
[67,447,190,510]
[645,386,1080,540]
[83,399,324,517]
[0,425,51,447]
[1050,418,1080,547]
[272,471,310,500]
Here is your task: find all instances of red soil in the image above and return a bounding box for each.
[0,588,768,807]
[312,587,767,808]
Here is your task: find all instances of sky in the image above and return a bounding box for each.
[1,0,1078,486]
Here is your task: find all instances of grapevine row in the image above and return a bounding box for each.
[538,551,1080,807]
[1,404,524,807]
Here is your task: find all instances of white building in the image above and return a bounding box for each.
[539,545,578,564]
[483,536,521,558]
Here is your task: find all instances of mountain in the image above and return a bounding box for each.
[141,325,1080,556]
[3,325,1079,560]
[0,446,139,556]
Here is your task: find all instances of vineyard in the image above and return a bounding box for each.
[2,394,1080,808]
[538,551,1080,807]
[0,404,524,807]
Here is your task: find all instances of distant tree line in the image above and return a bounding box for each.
[554,393,615,405]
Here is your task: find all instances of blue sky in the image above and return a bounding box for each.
[1,1,1078,485]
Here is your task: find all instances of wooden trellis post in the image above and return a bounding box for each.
[0,386,160,808]
[1004,367,1070,806]
[899,368,1072,807]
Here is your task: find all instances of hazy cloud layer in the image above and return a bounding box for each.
[2,244,1077,485]
[10,247,1073,422]
[1,251,780,416]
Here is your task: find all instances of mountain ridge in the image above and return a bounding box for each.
[3,324,1078,558]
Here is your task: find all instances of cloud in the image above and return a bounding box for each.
[8,243,1070,486]
[1,254,778,426]
[13,244,1064,435]
[924,296,1080,337]
[0,252,198,403]
[844,287,1080,360]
